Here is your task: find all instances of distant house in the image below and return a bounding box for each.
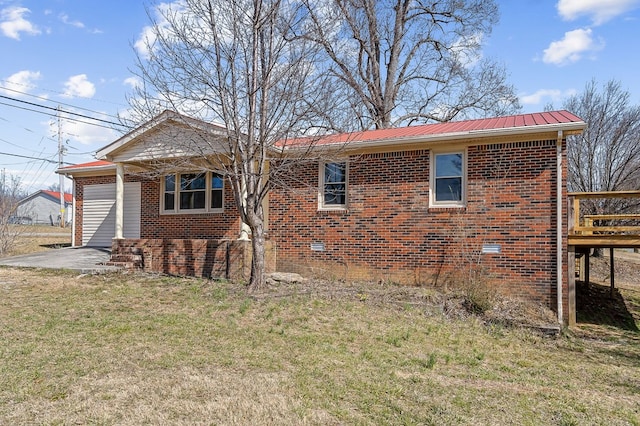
[58,110,587,324]
[16,190,73,225]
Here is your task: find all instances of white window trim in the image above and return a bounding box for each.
[160,172,224,215]
[318,160,348,211]
[429,149,467,208]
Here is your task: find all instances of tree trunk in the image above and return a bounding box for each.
[248,222,266,291]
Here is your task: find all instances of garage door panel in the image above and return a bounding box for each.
[82,183,141,247]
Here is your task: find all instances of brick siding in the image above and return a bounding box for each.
[269,140,568,312]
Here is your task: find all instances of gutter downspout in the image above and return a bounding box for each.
[556,130,564,324]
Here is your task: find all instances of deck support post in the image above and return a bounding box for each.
[585,250,590,289]
[556,131,564,324]
[609,248,615,298]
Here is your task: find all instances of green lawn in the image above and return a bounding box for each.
[0,268,638,425]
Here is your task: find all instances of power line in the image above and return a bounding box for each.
[0,94,130,128]
[0,78,128,109]
[0,151,72,165]
[0,99,127,131]
[0,84,125,122]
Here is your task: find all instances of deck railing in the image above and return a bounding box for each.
[569,191,640,246]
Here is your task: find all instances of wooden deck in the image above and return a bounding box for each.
[568,191,640,305]
[568,190,640,248]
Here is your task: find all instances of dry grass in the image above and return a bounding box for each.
[1,226,71,257]
[0,267,638,425]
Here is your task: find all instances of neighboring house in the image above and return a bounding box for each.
[15,190,73,225]
[58,110,586,324]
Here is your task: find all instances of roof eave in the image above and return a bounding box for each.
[56,164,116,176]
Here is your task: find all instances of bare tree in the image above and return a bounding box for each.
[0,172,26,255]
[299,0,520,130]
[129,0,336,290]
[562,80,640,195]
[557,80,640,257]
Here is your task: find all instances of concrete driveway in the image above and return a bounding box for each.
[0,247,119,274]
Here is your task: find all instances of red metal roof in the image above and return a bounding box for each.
[280,110,584,147]
[59,160,114,170]
[41,190,73,203]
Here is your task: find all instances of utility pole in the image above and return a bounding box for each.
[57,106,65,228]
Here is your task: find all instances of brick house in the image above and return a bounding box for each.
[58,110,585,324]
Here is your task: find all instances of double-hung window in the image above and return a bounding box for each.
[319,161,347,209]
[430,151,466,207]
[162,172,224,214]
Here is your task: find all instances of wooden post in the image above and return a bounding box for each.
[567,246,576,326]
[585,250,590,289]
[609,248,615,299]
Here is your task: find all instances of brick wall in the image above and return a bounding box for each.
[269,140,568,312]
[111,238,276,280]
[138,179,241,240]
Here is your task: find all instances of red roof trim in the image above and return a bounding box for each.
[59,160,114,170]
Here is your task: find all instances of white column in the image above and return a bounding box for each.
[115,162,124,239]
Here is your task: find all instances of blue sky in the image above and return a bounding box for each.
[1,0,639,193]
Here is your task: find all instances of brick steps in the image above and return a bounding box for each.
[105,250,143,270]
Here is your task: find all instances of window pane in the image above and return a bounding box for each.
[181,173,206,190]
[436,154,462,178]
[325,162,345,183]
[164,175,175,191]
[211,190,223,209]
[435,177,462,201]
[164,192,174,210]
[211,173,223,189]
[180,191,206,209]
[324,183,346,205]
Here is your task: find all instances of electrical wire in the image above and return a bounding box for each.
[0,94,130,127]
[0,79,128,110]
[0,99,126,131]
[0,151,64,164]
[0,85,125,122]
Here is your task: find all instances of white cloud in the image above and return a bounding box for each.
[557,0,640,25]
[1,70,41,95]
[124,76,143,89]
[0,6,40,40]
[134,24,157,59]
[62,116,119,145]
[134,1,201,60]
[519,88,578,106]
[451,33,484,68]
[62,74,96,98]
[542,28,604,66]
[59,13,85,29]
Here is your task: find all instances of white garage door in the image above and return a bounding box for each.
[82,183,141,246]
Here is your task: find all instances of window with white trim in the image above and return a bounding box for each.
[319,161,347,209]
[162,172,224,214]
[430,151,466,207]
